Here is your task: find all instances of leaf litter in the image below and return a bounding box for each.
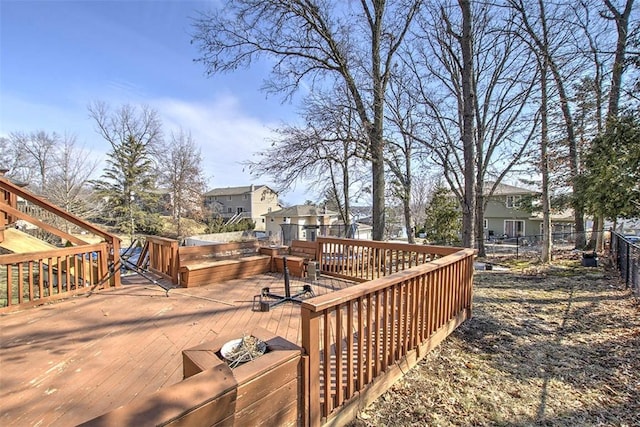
[349,255,640,427]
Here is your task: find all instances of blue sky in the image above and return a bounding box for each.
[0,0,309,204]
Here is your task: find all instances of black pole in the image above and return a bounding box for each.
[283,256,291,298]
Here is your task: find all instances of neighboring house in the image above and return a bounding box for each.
[264,205,339,244]
[483,183,574,240]
[264,205,373,244]
[203,185,279,231]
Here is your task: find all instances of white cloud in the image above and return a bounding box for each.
[154,95,277,188]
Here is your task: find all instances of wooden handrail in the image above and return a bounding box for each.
[316,236,460,282]
[0,242,111,313]
[301,242,475,426]
[145,235,179,284]
[0,177,118,242]
[302,248,475,312]
[0,176,121,291]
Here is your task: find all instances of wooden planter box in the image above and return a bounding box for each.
[82,328,302,427]
[182,327,302,426]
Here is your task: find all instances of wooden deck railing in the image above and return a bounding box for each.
[302,240,475,426]
[0,243,110,312]
[142,236,179,284]
[317,237,459,282]
[1,177,122,313]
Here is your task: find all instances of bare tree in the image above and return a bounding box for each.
[407,2,537,251]
[0,135,33,184]
[191,0,423,240]
[47,133,100,225]
[88,101,163,237]
[158,129,207,239]
[385,68,423,243]
[603,0,636,122]
[245,89,368,232]
[8,130,57,192]
[509,0,589,247]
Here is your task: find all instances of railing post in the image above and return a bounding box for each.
[301,305,321,427]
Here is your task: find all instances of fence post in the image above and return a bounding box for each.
[626,241,631,289]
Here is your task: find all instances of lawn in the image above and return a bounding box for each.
[349,258,640,426]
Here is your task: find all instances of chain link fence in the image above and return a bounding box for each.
[477,231,609,259]
[610,232,640,297]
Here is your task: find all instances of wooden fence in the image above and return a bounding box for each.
[303,238,475,426]
[0,243,110,312]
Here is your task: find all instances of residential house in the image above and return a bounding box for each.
[264,205,373,244]
[483,183,574,240]
[203,185,279,231]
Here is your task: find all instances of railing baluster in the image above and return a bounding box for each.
[357,296,364,390]
[7,264,13,305]
[346,301,354,399]
[335,304,343,407]
[17,262,24,304]
[323,310,332,416]
[374,290,381,377]
[381,287,389,371]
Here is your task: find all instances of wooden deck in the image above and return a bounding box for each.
[0,272,355,426]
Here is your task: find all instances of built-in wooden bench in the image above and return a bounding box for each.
[273,240,318,278]
[178,241,272,288]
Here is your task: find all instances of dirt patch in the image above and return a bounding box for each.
[349,261,640,426]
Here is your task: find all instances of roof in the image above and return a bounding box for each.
[529,210,575,222]
[264,205,339,218]
[203,185,275,197]
[487,182,538,196]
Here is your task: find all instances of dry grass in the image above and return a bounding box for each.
[349,259,640,427]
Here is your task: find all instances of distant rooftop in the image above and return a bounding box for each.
[265,205,338,218]
[487,182,538,196]
[204,184,275,197]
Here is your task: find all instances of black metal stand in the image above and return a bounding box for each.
[255,257,315,312]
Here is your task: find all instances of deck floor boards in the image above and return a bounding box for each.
[0,271,354,426]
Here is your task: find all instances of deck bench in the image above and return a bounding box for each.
[179,255,271,287]
[273,240,318,278]
[177,241,273,288]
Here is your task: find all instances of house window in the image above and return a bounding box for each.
[504,220,525,238]
[227,207,233,213]
[506,195,520,208]
[483,219,488,229]
[237,207,244,214]
[243,194,248,200]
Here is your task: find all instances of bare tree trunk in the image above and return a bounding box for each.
[604,0,634,122]
[540,55,552,263]
[475,182,486,256]
[460,0,476,248]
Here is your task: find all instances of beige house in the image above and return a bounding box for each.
[264,205,373,244]
[264,205,337,244]
[204,185,279,231]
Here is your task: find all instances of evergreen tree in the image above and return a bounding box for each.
[423,186,461,245]
[89,102,163,237]
[579,114,640,222]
